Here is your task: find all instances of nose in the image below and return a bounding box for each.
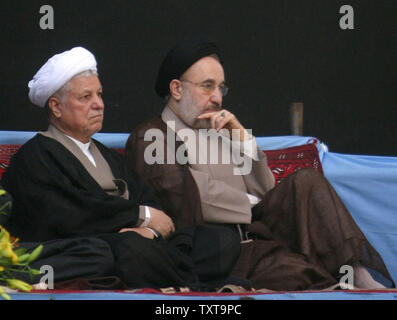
[92,94,104,110]
[210,86,223,106]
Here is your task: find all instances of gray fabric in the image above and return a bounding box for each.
[161,106,275,224]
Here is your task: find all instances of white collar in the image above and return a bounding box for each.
[65,135,91,151]
[65,135,96,166]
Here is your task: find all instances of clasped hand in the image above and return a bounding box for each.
[119,207,175,239]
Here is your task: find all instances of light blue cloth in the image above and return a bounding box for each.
[0,131,37,145]
[0,130,130,149]
[1,131,396,284]
[322,151,397,285]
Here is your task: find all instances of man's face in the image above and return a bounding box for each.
[53,75,104,142]
[175,56,225,129]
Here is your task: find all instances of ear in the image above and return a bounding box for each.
[169,79,183,101]
[48,96,63,119]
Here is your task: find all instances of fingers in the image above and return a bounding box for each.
[197,109,248,140]
[216,111,234,131]
[118,227,155,240]
[197,110,236,131]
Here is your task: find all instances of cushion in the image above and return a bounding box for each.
[264,140,324,185]
[0,145,125,180]
[0,144,21,180]
[0,141,324,183]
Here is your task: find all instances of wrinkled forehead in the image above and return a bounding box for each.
[182,55,225,83]
[66,74,102,94]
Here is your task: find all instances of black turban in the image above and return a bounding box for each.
[155,38,222,98]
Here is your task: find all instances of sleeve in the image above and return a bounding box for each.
[125,128,204,229]
[240,144,276,197]
[229,136,275,195]
[137,206,151,227]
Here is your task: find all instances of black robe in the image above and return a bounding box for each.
[2,133,159,242]
[2,134,242,289]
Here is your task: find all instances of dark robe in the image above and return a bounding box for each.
[126,117,394,290]
[2,133,241,289]
[3,134,159,242]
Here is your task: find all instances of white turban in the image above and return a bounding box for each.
[28,47,97,108]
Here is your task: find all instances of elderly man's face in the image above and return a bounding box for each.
[176,56,224,129]
[52,75,104,142]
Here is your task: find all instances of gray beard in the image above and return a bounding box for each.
[175,92,220,129]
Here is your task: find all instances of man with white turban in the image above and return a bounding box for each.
[2,47,242,290]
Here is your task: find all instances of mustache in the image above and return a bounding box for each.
[202,105,222,113]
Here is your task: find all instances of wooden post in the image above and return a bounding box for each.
[290,102,303,136]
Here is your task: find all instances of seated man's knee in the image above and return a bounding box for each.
[75,237,115,277]
[26,237,115,282]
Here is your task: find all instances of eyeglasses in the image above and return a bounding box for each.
[180,79,229,97]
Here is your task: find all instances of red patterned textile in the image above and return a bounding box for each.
[264,140,324,185]
[0,144,21,179]
[0,145,125,179]
[0,142,323,183]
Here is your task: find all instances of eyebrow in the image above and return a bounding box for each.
[79,87,102,94]
[202,78,226,84]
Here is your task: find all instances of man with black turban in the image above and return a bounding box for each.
[126,38,394,290]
